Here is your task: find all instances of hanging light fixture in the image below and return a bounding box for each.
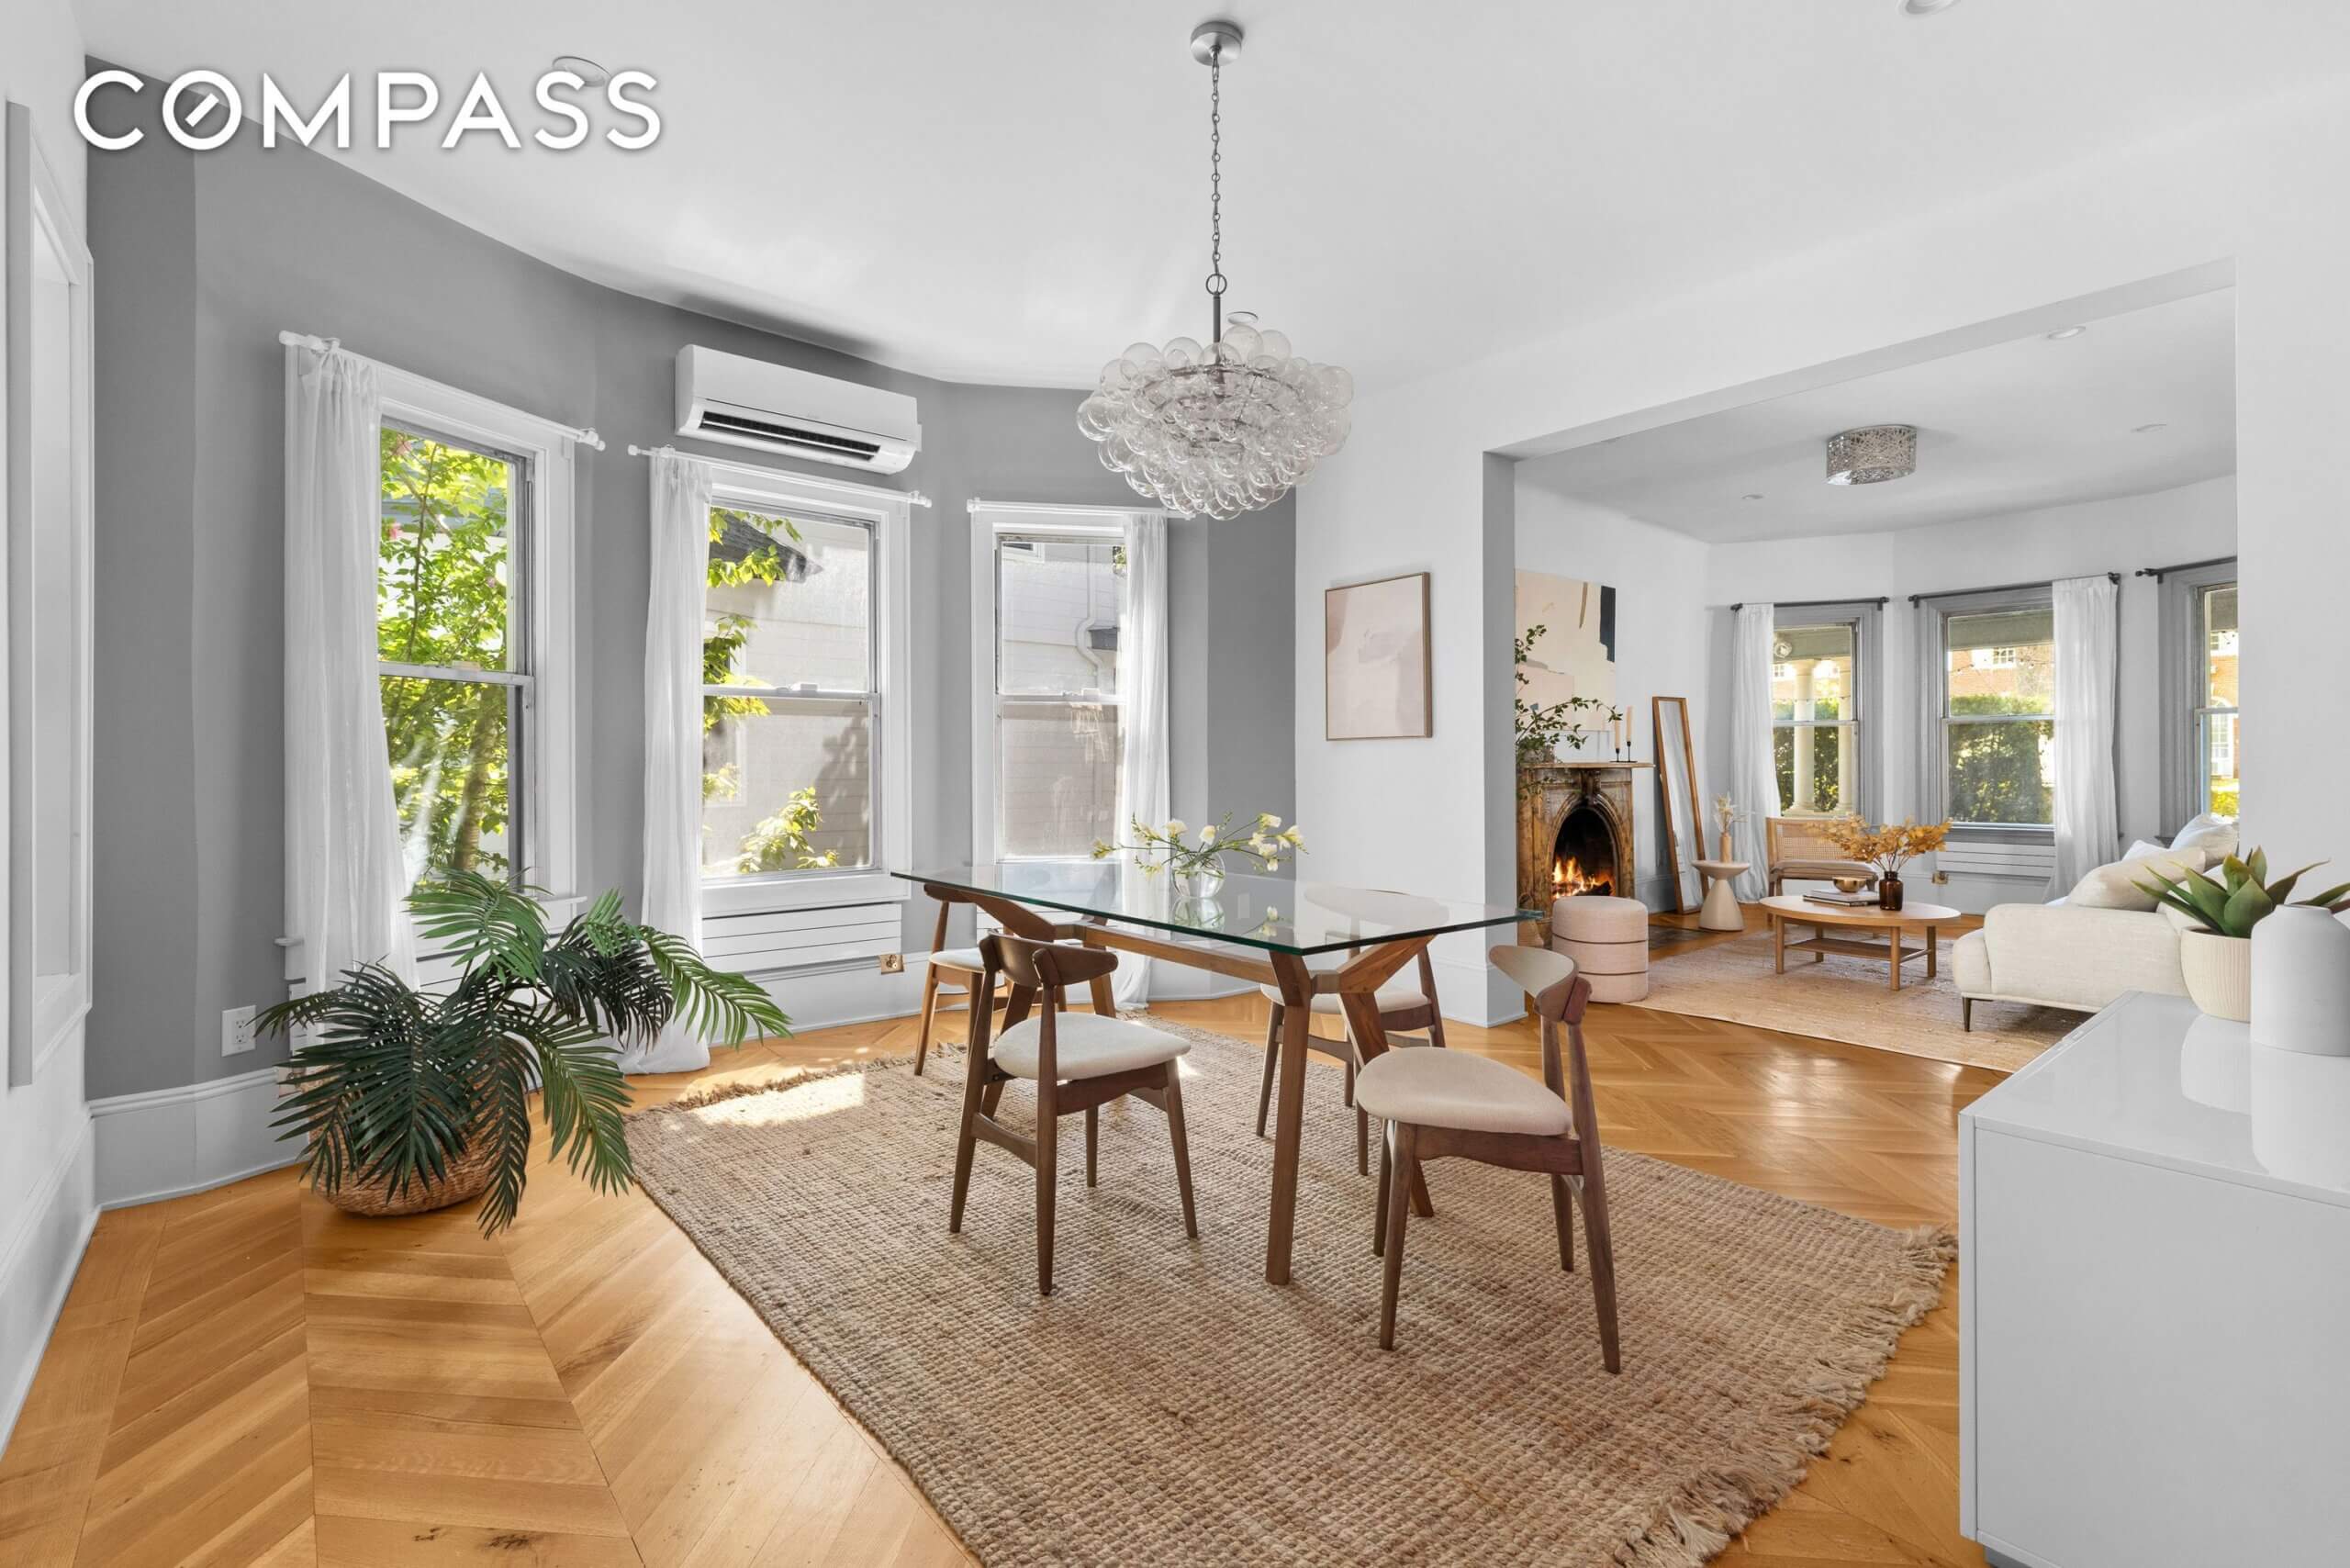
[1077,19,1353,520]
[1824,425,1918,486]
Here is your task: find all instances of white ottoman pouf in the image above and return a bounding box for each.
[1550,895,1651,1003]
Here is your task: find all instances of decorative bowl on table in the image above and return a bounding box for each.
[1832,876,1869,895]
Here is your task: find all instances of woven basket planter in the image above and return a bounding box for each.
[322,1135,498,1218]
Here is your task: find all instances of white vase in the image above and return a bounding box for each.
[2249,906,2350,1056]
[2179,930,2254,1022]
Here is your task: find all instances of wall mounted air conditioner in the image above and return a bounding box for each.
[675,345,921,473]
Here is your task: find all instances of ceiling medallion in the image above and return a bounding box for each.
[1077,19,1354,520]
[1824,425,1918,486]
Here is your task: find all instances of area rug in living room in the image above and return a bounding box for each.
[626,1021,1953,1568]
[1631,927,2073,1074]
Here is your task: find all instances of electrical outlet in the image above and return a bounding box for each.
[221,1003,258,1058]
[878,952,905,974]
[1932,868,1951,884]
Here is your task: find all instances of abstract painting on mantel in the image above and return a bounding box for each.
[1325,571,1432,739]
[1516,569,1618,741]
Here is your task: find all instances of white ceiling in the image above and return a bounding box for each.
[1516,287,2236,543]
[74,1,2350,389]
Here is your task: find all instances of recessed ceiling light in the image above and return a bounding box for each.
[1741,493,1765,502]
[553,55,610,85]
[2132,421,2169,433]
[2045,325,2089,341]
[1902,0,1961,14]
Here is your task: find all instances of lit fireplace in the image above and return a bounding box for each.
[1516,760,1642,946]
[1550,802,1620,900]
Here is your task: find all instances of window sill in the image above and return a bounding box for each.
[1946,823,2054,841]
[701,871,912,917]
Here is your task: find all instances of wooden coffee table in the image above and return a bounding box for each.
[1760,893,1963,991]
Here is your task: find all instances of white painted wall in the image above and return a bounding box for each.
[0,0,94,1453]
[1701,476,2236,908]
[1296,83,2350,1013]
[1512,488,1710,909]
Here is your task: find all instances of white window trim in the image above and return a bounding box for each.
[1769,610,1874,822]
[2157,561,2239,830]
[701,467,912,917]
[375,367,583,927]
[6,105,96,1085]
[968,501,1147,868]
[1933,589,2058,835]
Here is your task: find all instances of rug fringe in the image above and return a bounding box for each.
[1611,1223,1957,1567]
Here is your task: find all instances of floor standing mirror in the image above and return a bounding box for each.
[1651,696,1705,914]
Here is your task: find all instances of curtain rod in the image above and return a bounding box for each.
[968,497,1164,520]
[278,330,605,451]
[1908,571,2117,606]
[626,443,931,509]
[2134,554,2237,582]
[1728,595,1889,613]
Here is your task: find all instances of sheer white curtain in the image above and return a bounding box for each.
[1729,605,1782,901]
[1915,604,1948,823]
[632,451,717,1072]
[284,342,415,990]
[2052,574,2121,889]
[1113,512,1170,1009]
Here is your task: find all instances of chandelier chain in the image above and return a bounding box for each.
[1206,48,1225,301]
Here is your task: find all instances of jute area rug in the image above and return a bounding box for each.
[627,1020,1953,1568]
[1633,927,2075,1074]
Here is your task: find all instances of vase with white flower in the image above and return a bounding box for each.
[1093,812,1306,899]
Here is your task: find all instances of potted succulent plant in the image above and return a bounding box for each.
[2138,850,2350,1021]
[256,874,789,1233]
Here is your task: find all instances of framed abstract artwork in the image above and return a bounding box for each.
[1324,571,1431,740]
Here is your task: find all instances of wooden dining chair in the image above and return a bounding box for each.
[912,900,986,1076]
[1253,948,1446,1174]
[1356,943,1620,1367]
[950,934,1199,1294]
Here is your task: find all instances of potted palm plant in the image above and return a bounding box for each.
[256,874,789,1233]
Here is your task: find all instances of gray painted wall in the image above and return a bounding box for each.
[84,70,1294,1098]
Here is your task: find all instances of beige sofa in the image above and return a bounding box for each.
[1953,820,2239,1028]
[1952,902,2192,1028]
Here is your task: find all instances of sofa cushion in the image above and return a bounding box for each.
[2071,847,2210,911]
[2170,813,2239,857]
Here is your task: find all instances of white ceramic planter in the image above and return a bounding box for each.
[2249,905,2350,1056]
[2179,931,2254,1022]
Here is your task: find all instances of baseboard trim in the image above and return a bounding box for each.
[0,1116,96,1457]
[90,1063,299,1210]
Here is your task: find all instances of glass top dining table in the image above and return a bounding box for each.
[900,861,1537,1285]
[894,861,1533,958]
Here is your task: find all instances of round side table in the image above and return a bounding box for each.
[1694,860,1748,932]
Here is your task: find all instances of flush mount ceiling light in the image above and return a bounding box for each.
[1902,0,1962,14]
[1825,425,1918,486]
[1077,18,1353,520]
[2045,325,2089,340]
[553,55,610,85]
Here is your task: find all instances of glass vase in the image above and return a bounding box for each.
[1878,873,1905,912]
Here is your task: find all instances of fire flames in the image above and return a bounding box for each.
[1552,857,1613,897]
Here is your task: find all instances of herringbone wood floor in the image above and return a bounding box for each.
[2,930,1998,1566]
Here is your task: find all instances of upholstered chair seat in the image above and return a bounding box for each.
[991,1014,1189,1081]
[1354,1047,1572,1137]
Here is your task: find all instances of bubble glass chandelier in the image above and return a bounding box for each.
[1077,19,1353,521]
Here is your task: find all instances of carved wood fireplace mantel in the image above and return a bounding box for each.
[1516,761,1651,946]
